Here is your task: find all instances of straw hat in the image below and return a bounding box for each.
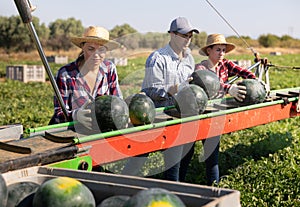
[70,26,120,50]
[200,34,236,56]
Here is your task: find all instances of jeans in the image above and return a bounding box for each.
[122,136,220,185]
[122,144,192,181]
[202,136,220,185]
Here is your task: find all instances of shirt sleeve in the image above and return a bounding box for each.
[108,62,123,99]
[52,68,73,124]
[223,60,256,93]
[142,52,171,103]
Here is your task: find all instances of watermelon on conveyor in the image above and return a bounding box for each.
[190,69,221,99]
[127,93,156,126]
[236,79,267,105]
[175,84,208,117]
[94,95,129,132]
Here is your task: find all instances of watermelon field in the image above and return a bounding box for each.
[0,52,299,206]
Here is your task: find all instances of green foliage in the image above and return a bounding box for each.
[0,15,49,53]
[258,34,280,48]
[0,79,53,130]
[47,18,84,51]
[0,54,299,206]
[110,23,138,39]
[2,15,300,52]
[218,118,300,207]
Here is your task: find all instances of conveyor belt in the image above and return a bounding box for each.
[0,88,299,171]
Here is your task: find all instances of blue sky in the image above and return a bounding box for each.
[2,0,300,39]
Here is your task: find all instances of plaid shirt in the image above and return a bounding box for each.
[141,44,195,107]
[52,58,122,123]
[195,59,256,97]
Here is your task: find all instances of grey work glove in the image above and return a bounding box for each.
[228,83,247,102]
[73,101,92,129]
[167,77,194,96]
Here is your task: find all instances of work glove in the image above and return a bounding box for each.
[178,77,193,91]
[168,77,194,96]
[228,83,247,102]
[73,101,92,130]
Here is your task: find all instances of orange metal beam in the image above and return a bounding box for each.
[78,101,299,166]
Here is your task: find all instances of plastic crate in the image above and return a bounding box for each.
[6,65,45,83]
[2,166,240,207]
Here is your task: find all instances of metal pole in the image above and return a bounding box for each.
[13,0,69,121]
[227,61,261,84]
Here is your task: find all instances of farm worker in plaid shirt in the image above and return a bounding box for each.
[50,26,122,130]
[189,33,256,185]
[122,17,199,182]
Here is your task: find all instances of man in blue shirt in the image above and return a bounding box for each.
[122,17,199,181]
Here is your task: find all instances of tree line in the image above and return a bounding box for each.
[0,15,299,53]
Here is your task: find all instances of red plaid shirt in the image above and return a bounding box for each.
[195,59,256,97]
[52,58,122,123]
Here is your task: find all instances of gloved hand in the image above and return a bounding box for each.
[167,84,178,96]
[168,77,194,96]
[73,101,92,129]
[228,84,247,102]
[178,77,194,91]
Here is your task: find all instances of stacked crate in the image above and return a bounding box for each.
[6,65,45,83]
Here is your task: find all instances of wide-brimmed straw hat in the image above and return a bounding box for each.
[70,26,120,50]
[200,34,236,56]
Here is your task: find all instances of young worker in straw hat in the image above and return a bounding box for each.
[186,33,256,185]
[196,33,256,100]
[50,26,122,130]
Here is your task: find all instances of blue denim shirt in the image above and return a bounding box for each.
[141,44,195,107]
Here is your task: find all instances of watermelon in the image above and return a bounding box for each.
[97,195,130,207]
[123,188,186,207]
[0,173,7,207]
[127,93,156,126]
[190,69,221,99]
[174,84,208,117]
[93,95,129,132]
[32,177,95,207]
[236,79,267,105]
[6,181,40,207]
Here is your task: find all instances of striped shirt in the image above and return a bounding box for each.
[195,59,256,97]
[52,58,122,123]
[142,44,195,107]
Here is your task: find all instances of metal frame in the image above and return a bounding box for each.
[75,93,300,166]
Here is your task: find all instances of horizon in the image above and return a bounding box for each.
[1,0,299,40]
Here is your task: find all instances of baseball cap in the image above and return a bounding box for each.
[168,17,199,34]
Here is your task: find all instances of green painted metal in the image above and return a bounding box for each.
[26,121,76,134]
[47,155,92,171]
[74,88,300,144]
[26,87,299,144]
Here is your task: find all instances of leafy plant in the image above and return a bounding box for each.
[0,53,299,206]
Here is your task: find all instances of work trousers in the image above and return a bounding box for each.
[122,136,220,185]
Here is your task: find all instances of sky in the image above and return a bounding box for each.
[1,0,300,39]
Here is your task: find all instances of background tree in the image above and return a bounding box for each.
[110,24,139,49]
[191,31,207,50]
[47,18,84,51]
[258,34,280,48]
[110,23,137,39]
[0,15,49,53]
